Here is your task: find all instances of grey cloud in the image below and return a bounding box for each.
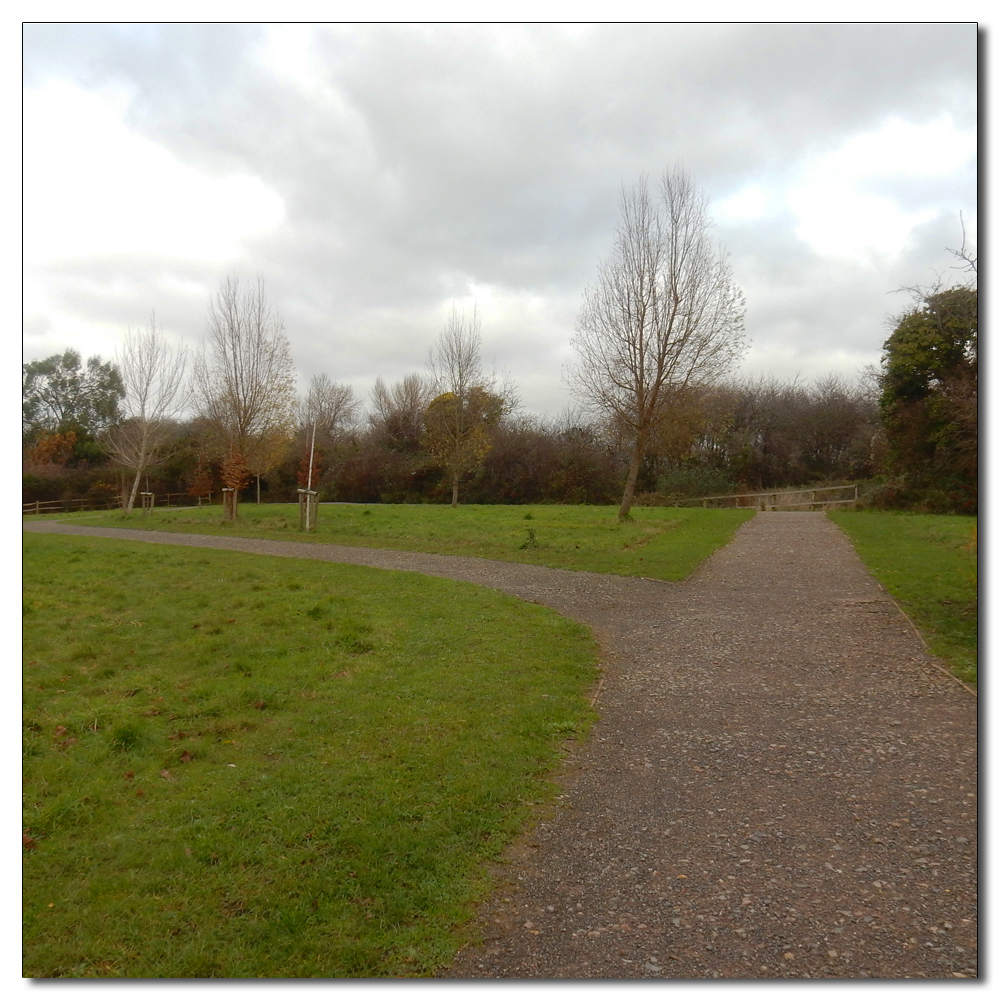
[23,23,976,416]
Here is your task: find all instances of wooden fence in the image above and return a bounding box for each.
[686,484,859,511]
[25,486,858,516]
[22,493,203,516]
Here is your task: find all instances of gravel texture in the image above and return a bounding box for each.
[24,512,978,979]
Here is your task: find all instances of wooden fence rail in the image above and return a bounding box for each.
[22,493,205,516]
[678,484,859,511]
[25,486,859,516]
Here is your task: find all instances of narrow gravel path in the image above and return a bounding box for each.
[24,512,977,979]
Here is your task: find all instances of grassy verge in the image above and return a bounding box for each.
[23,534,599,978]
[828,511,977,686]
[54,503,755,582]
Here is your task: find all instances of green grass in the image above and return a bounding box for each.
[23,534,599,978]
[59,502,755,582]
[828,511,978,685]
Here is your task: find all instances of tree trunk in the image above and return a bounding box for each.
[451,470,459,508]
[125,466,144,515]
[618,430,649,520]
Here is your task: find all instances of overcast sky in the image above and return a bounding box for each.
[22,22,978,419]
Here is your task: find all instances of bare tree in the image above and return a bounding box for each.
[301,373,360,444]
[104,314,188,514]
[284,373,360,501]
[424,307,511,507]
[568,169,746,518]
[947,211,977,277]
[193,276,297,517]
[369,374,432,452]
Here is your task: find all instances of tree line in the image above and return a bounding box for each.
[22,170,977,516]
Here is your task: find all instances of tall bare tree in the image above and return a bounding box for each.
[289,373,360,498]
[104,314,188,514]
[569,169,746,518]
[424,307,511,507]
[301,373,360,444]
[369,374,432,452]
[193,276,297,516]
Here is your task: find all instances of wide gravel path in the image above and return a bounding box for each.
[24,512,977,979]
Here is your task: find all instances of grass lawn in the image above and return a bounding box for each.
[58,502,755,582]
[828,511,978,686]
[23,533,599,978]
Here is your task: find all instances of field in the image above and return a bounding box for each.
[829,511,978,685]
[23,533,599,977]
[63,502,756,582]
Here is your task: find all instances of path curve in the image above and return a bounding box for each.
[23,513,977,978]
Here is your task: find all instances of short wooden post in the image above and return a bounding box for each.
[298,489,318,532]
[140,491,154,517]
[222,487,237,522]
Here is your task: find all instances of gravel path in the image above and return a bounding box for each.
[24,512,977,979]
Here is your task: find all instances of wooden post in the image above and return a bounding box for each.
[298,489,318,532]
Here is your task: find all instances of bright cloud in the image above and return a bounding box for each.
[821,116,977,180]
[788,187,938,259]
[23,81,285,266]
[786,115,975,260]
[714,185,771,224]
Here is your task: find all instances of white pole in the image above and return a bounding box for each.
[306,420,317,491]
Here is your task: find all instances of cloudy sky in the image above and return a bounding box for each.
[22,22,978,419]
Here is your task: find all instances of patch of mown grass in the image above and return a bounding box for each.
[66,503,754,582]
[22,534,599,978]
[828,511,977,686]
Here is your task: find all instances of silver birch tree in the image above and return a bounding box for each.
[104,314,188,514]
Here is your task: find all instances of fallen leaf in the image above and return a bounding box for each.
[23,834,38,850]
[53,726,67,738]
[254,701,266,710]
[124,772,135,781]
[160,769,175,781]
[180,751,192,764]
